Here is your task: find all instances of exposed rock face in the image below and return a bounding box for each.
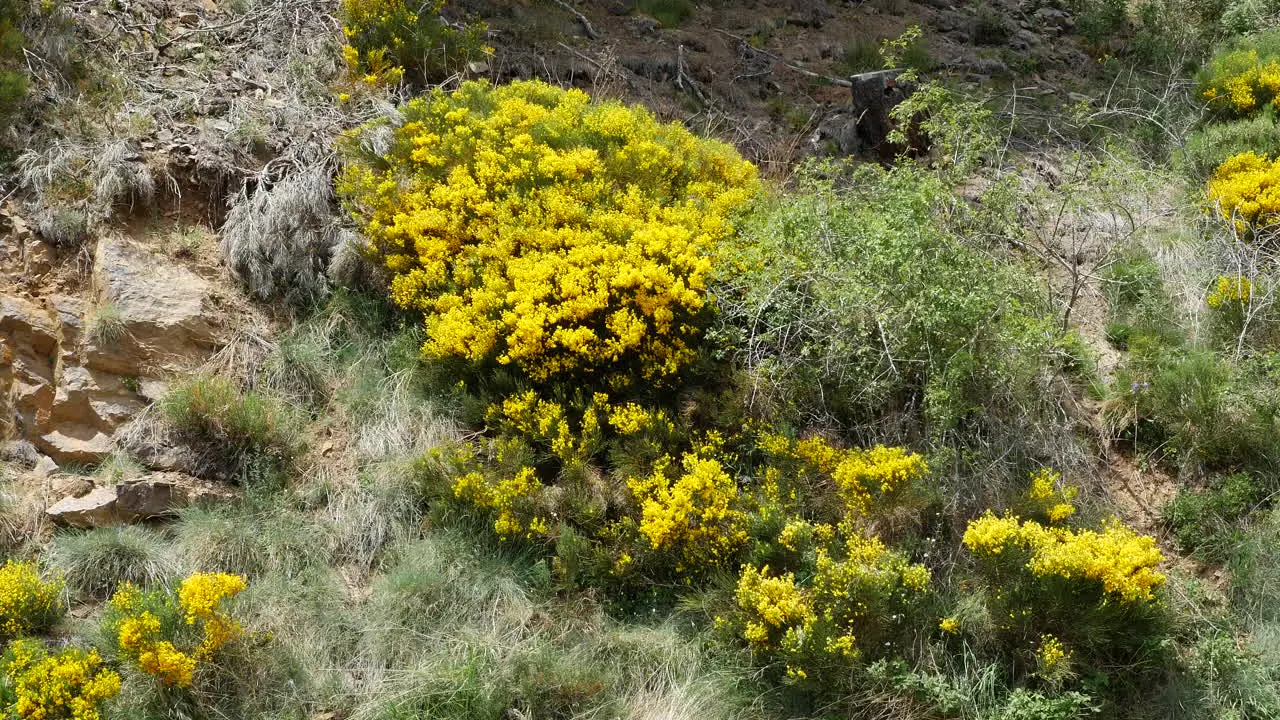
[86,236,220,376]
[1,234,225,465]
[45,472,230,528]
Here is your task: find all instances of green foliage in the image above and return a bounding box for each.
[634,0,694,27]
[0,0,26,131]
[713,162,1052,437]
[1186,633,1280,719]
[48,526,176,599]
[1069,0,1130,46]
[1182,113,1280,180]
[1166,473,1265,559]
[159,376,302,479]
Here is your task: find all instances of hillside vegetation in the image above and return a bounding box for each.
[4,1,1280,719]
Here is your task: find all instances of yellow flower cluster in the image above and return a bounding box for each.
[758,433,928,518]
[338,0,485,89]
[1207,152,1280,232]
[0,560,62,639]
[3,640,120,720]
[1200,49,1280,117]
[939,617,960,634]
[338,80,759,387]
[178,573,247,658]
[107,574,248,687]
[628,453,749,572]
[733,534,929,677]
[454,466,547,538]
[1036,634,1071,675]
[1206,274,1253,309]
[964,512,1165,602]
[1026,468,1078,523]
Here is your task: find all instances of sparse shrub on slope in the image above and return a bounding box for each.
[0,0,26,134]
[338,79,759,390]
[713,162,1056,438]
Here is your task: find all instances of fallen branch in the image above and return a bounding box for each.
[552,0,599,40]
[713,28,852,88]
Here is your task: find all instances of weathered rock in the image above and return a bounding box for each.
[86,236,220,376]
[22,238,55,280]
[0,439,41,467]
[37,425,115,465]
[33,454,59,479]
[49,474,94,499]
[1,293,58,440]
[46,486,121,528]
[45,472,230,528]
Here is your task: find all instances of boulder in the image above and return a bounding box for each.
[45,486,121,529]
[85,236,220,375]
[45,472,230,528]
[37,425,115,465]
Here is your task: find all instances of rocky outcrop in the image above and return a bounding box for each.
[45,472,231,528]
[1,234,226,464]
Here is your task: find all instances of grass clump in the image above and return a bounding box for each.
[85,301,126,345]
[48,526,175,599]
[159,376,302,479]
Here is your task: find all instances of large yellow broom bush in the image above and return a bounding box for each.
[339,80,759,388]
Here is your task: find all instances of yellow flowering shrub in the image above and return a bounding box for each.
[339,0,486,88]
[2,639,120,720]
[338,80,759,388]
[964,512,1165,602]
[730,534,930,679]
[1207,151,1280,232]
[1199,47,1280,118]
[105,574,248,688]
[939,616,960,634]
[756,432,928,520]
[0,560,63,640]
[628,452,749,572]
[1025,468,1078,524]
[1206,274,1253,309]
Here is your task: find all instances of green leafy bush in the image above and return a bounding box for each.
[1182,114,1280,180]
[0,0,26,131]
[1166,473,1264,559]
[712,162,1054,436]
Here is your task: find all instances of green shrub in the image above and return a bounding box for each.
[634,0,694,27]
[0,0,26,132]
[48,526,176,599]
[1182,114,1280,180]
[160,376,302,478]
[713,162,1054,437]
[1165,473,1263,559]
[1069,0,1130,46]
[1187,633,1280,719]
